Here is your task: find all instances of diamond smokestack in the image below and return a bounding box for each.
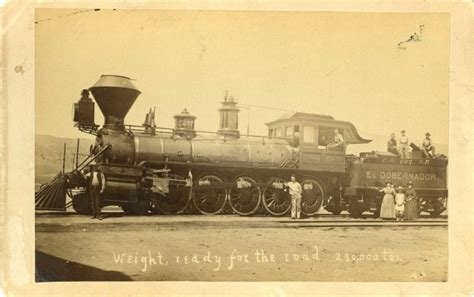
[89,75,141,130]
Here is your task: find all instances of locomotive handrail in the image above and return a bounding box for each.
[75,153,93,170]
[136,160,321,173]
[124,123,286,142]
[76,144,111,172]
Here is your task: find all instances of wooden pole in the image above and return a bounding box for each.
[247,108,250,136]
[62,143,66,173]
[75,138,80,168]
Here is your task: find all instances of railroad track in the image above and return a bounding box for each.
[35,210,447,219]
[281,220,447,228]
[35,213,447,232]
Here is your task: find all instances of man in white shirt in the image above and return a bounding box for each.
[286,175,303,219]
[398,130,410,158]
[84,165,106,220]
[327,129,345,151]
[334,129,344,148]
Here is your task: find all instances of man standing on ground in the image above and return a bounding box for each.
[85,164,106,220]
[286,175,303,219]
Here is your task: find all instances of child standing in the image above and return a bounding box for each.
[394,186,406,221]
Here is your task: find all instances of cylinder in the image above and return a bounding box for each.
[104,180,139,195]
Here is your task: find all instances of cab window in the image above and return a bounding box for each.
[285,126,293,137]
[319,126,344,147]
[293,125,300,147]
[268,129,274,138]
[303,126,315,143]
[275,127,282,137]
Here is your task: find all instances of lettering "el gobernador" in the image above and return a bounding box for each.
[366,171,437,181]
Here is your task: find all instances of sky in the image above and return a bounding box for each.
[35,9,449,154]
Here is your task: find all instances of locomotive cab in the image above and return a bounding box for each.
[266,112,371,172]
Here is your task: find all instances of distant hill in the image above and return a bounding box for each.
[35,134,94,185]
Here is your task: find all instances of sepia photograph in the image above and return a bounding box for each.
[31,8,452,283]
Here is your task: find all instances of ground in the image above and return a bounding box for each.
[35,211,447,282]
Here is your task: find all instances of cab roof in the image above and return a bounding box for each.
[265,112,371,144]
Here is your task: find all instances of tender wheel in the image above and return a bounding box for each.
[373,206,381,218]
[150,204,162,215]
[129,199,150,215]
[72,192,92,215]
[429,199,444,218]
[192,174,227,215]
[417,198,424,216]
[300,179,325,216]
[228,176,261,216]
[429,210,442,218]
[429,197,446,218]
[325,195,343,215]
[262,177,291,216]
[121,204,132,214]
[150,173,191,215]
[348,198,364,218]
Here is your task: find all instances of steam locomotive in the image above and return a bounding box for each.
[35,75,448,218]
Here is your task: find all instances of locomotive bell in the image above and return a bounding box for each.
[89,75,141,131]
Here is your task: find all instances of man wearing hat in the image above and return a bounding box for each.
[398,130,410,158]
[387,133,399,155]
[80,89,92,102]
[422,132,435,158]
[84,163,106,220]
[286,175,303,219]
[91,135,109,164]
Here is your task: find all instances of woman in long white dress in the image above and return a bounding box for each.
[379,182,396,219]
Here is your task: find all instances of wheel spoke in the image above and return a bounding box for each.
[263,178,290,216]
[192,175,227,215]
[228,176,261,216]
[301,179,325,216]
[152,173,191,215]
